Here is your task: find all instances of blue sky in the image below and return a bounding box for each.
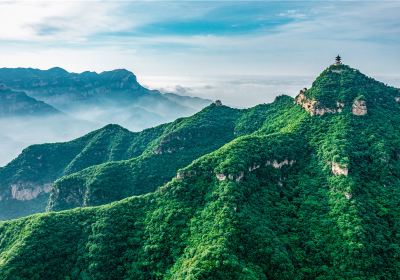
[0,1,399,106]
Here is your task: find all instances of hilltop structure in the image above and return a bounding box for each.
[214,100,223,106]
[335,55,342,65]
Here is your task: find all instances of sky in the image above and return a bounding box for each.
[0,0,399,107]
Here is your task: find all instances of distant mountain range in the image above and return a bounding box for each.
[0,85,61,117]
[0,67,211,165]
[1,63,400,278]
[0,67,210,113]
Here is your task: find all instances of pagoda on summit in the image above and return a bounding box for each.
[335,55,342,65]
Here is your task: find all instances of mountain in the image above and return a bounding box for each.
[0,67,211,166]
[1,63,400,279]
[47,98,292,213]
[0,100,260,220]
[0,124,161,220]
[0,85,61,117]
[0,67,210,119]
[0,67,156,106]
[47,103,240,211]
[0,97,291,220]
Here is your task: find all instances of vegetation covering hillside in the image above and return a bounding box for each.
[0,124,165,220]
[48,100,293,212]
[1,64,400,279]
[48,96,299,211]
[1,100,277,220]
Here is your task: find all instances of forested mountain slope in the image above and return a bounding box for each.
[2,99,281,220]
[47,99,292,212]
[1,63,400,279]
[0,124,164,220]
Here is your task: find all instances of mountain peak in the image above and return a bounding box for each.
[295,62,398,116]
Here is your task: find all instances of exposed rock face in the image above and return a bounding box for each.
[154,134,188,155]
[295,92,317,114]
[215,159,295,182]
[266,159,296,169]
[216,172,245,182]
[248,164,261,171]
[332,162,348,176]
[344,192,352,200]
[176,170,197,180]
[235,172,244,182]
[216,174,227,181]
[295,91,344,116]
[10,183,52,201]
[178,159,297,183]
[336,102,345,111]
[154,147,177,155]
[176,172,185,180]
[395,97,400,103]
[352,100,367,116]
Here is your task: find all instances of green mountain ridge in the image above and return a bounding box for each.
[0,96,293,221]
[47,103,249,211]
[1,64,400,279]
[0,123,163,220]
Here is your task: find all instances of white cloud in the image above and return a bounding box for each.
[0,1,398,82]
[0,1,125,42]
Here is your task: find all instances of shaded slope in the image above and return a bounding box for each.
[48,104,241,211]
[0,124,165,220]
[47,97,295,212]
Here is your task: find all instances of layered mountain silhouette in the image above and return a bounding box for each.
[0,85,60,117]
[1,63,400,279]
[0,67,211,166]
[0,67,209,115]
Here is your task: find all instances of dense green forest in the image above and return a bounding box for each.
[0,106,219,219]
[0,95,292,220]
[48,100,294,212]
[1,64,400,279]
